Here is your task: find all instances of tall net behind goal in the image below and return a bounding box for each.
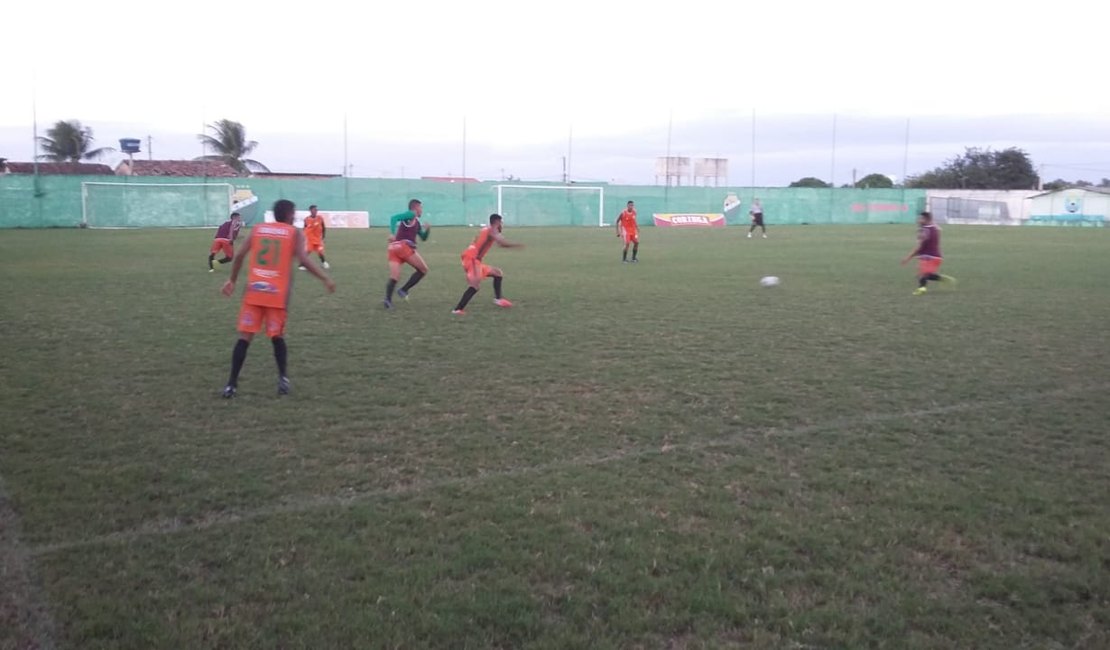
[82,183,233,228]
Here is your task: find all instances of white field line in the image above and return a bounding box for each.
[30,383,1106,558]
[1,474,58,650]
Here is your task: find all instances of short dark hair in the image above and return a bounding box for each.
[230,212,241,218]
[273,199,296,224]
[627,200,634,205]
[408,199,422,210]
[489,213,503,224]
[919,210,933,220]
[309,204,318,210]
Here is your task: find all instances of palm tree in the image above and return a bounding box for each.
[37,120,114,162]
[196,119,270,175]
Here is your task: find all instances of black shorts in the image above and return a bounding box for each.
[751,213,764,226]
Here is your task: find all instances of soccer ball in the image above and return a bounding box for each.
[760,276,780,287]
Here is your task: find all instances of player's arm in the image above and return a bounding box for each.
[320,220,326,240]
[293,230,336,292]
[901,231,926,265]
[418,221,431,241]
[491,229,523,249]
[221,237,253,296]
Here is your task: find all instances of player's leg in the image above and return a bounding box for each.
[914,259,939,295]
[218,240,233,264]
[385,255,403,308]
[453,259,483,313]
[631,233,639,262]
[265,309,290,395]
[225,305,262,397]
[398,251,430,299]
[489,266,512,307]
[208,240,221,271]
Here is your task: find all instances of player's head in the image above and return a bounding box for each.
[273,199,296,224]
[489,213,503,232]
[230,212,241,222]
[627,200,634,208]
[408,199,423,217]
[308,205,318,215]
[918,210,933,225]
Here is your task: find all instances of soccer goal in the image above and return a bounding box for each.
[81,182,234,228]
[493,184,606,227]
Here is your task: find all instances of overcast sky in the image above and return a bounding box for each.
[4,0,1109,184]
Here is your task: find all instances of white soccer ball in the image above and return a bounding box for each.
[760,276,780,287]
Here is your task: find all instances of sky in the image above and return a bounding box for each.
[4,0,1110,185]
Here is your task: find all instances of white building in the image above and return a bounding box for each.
[1027,187,1110,227]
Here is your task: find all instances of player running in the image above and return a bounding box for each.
[616,200,639,262]
[220,199,335,398]
[383,199,431,309]
[299,205,329,270]
[451,213,523,315]
[902,210,956,296]
[208,212,243,272]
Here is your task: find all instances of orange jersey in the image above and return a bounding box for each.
[618,209,638,232]
[304,215,325,243]
[463,226,497,261]
[243,222,297,309]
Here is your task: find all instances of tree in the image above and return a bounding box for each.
[1074,179,1093,187]
[789,176,830,188]
[1099,178,1110,188]
[1043,178,1070,191]
[195,119,270,175]
[36,120,114,162]
[906,147,1039,190]
[855,173,894,189]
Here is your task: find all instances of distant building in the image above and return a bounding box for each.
[2,161,113,175]
[115,159,239,177]
[1027,187,1110,227]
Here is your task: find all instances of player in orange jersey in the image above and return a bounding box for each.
[220,199,335,398]
[299,205,329,270]
[451,213,523,315]
[616,200,639,262]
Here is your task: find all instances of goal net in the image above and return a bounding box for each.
[494,184,605,227]
[82,182,234,228]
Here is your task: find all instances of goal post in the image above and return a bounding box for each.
[81,182,234,228]
[494,184,606,227]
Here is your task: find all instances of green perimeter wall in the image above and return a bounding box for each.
[0,175,925,229]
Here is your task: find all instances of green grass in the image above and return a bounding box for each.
[1,224,1109,649]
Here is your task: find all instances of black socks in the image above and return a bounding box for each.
[272,337,288,377]
[455,286,478,311]
[401,270,425,293]
[228,339,250,387]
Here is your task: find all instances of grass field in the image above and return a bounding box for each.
[1,224,1109,649]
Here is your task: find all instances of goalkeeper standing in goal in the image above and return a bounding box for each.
[208,212,242,272]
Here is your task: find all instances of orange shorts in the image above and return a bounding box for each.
[622,229,639,245]
[461,254,492,282]
[238,303,287,338]
[306,239,325,254]
[210,238,233,257]
[918,257,943,275]
[388,240,415,264]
